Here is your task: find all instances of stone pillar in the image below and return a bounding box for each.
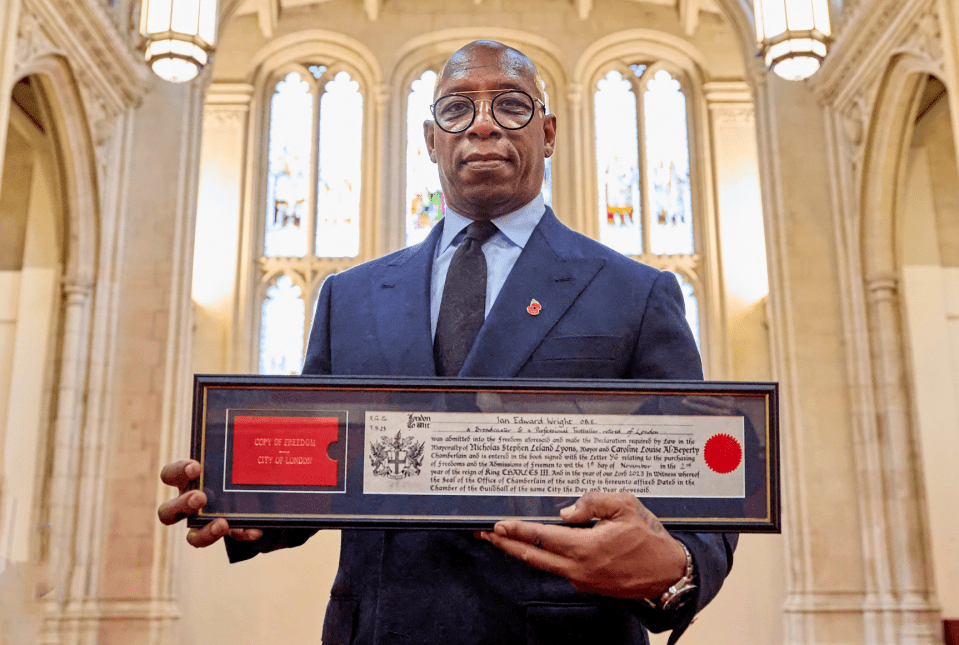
[193,83,252,375]
[565,83,589,237]
[752,70,870,645]
[865,274,941,645]
[93,73,205,645]
[43,278,94,641]
[704,82,768,382]
[368,81,388,258]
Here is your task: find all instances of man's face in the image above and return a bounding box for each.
[424,45,557,221]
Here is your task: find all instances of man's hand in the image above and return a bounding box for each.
[157,459,262,548]
[480,491,687,599]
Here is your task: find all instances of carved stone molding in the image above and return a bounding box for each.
[893,4,944,74]
[373,82,390,108]
[709,104,755,126]
[204,108,247,129]
[13,9,57,67]
[14,0,149,152]
[813,0,937,111]
[704,81,754,126]
[865,274,900,302]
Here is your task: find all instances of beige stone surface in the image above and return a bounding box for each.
[0,0,957,643]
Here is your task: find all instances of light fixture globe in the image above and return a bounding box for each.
[140,0,218,83]
[754,0,832,81]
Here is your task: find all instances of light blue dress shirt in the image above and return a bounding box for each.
[430,194,546,339]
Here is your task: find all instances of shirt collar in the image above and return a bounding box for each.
[438,194,546,255]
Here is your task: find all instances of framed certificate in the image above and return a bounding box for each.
[188,375,779,532]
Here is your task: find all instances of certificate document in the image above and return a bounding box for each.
[189,376,779,532]
[363,412,745,499]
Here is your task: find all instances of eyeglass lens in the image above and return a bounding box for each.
[433,91,536,133]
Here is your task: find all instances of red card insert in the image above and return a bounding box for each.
[232,416,339,486]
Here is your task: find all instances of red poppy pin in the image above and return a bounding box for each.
[526,299,542,316]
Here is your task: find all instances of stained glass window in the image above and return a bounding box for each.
[406,70,443,247]
[258,63,366,375]
[595,70,642,255]
[645,71,693,255]
[594,64,703,350]
[265,72,312,257]
[316,71,363,257]
[260,275,306,375]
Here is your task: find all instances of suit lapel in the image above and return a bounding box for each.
[372,223,443,376]
[460,209,605,377]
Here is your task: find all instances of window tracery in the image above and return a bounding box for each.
[257,63,365,373]
[593,64,702,347]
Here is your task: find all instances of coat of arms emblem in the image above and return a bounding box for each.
[370,430,425,479]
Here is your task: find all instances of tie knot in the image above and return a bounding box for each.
[464,220,498,244]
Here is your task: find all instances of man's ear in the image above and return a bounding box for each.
[424,120,438,163]
[543,114,557,159]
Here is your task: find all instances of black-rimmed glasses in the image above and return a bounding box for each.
[431,90,546,133]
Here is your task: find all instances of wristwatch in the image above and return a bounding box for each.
[644,542,697,611]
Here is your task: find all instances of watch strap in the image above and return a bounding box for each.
[644,542,697,611]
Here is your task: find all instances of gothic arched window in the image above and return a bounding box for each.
[258,64,364,374]
[594,65,701,347]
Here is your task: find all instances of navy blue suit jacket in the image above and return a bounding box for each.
[227,208,737,644]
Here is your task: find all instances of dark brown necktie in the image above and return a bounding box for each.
[434,220,498,376]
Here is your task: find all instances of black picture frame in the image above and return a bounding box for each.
[188,375,779,533]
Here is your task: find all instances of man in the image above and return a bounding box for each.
[159,40,736,644]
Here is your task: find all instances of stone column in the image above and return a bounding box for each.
[368,81,388,258]
[865,274,941,645]
[43,278,94,640]
[752,69,871,645]
[704,82,768,382]
[565,83,590,237]
[91,73,206,645]
[193,83,252,375]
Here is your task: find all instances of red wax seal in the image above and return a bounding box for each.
[527,299,542,316]
[703,433,742,474]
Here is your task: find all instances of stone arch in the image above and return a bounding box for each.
[855,50,946,640]
[860,53,942,278]
[0,52,101,619]
[248,30,383,91]
[11,54,100,288]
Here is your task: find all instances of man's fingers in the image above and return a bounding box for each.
[491,520,584,557]
[157,490,206,525]
[160,459,201,493]
[559,490,637,524]
[186,518,230,548]
[227,528,263,542]
[482,530,571,577]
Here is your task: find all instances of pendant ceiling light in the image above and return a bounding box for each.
[139,0,218,83]
[754,0,832,81]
